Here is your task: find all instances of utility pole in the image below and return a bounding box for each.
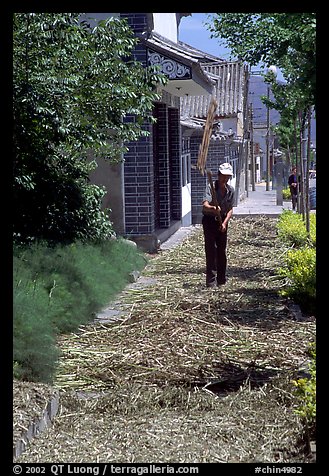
[250,103,255,191]
[265,65,277,192]
[244,66,250,198]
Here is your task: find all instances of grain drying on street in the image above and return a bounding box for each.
[14,216,316,463]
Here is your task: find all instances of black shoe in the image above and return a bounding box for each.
[206,281,216,288]
[217,279,226,286]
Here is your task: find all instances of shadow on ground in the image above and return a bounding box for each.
[193,360,280,395]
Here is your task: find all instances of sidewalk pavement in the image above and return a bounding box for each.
[161,182,292,251]
[233,181,293,217]
[160,225,200,250]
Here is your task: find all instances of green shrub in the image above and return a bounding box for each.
[278,246,316,313]
[309,214,316,247]
[292,342,316,442]
[277,210,316,248]
[277,209,316,313]
[282,186,291,200]
[13,237,147,382]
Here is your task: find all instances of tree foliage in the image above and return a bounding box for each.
[207,13,316,108]
[206,13,316,152]
[207,13,316,228]
[13,13,167,243]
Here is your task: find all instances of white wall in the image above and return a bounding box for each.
[182,183,192,225]
[152,13,178,42]
[221,117,238,135]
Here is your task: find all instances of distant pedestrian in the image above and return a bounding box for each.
[202,163,235,287]
[288,166,298,211]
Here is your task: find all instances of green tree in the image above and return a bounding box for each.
[206,13,316,231]
[13,13,167,243]
[207,13,315,106]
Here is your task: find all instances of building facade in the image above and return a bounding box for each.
[86,13,248,251]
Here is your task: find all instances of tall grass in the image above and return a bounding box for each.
[13,238,147,383]
[13,260,59,383]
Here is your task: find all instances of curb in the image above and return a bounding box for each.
[13,390,60,460]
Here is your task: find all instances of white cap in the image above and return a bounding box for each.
[218,163,233,176]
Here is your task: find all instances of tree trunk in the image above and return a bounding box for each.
[298,110,305,219]
[305,106,312,235]
[294,116,301,214]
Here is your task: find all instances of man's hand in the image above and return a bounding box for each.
[214,205,221,217]
[202,201,222,228]
[221,221,227,232]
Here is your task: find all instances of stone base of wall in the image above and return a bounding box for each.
[128,234,161,253]
[128,220,181,253]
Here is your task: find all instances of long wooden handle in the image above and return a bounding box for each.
[207,170,222,228]
[197,97,218,175]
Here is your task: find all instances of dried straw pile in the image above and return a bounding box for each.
[14,216,316,463]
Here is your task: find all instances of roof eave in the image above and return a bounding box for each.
[141,34,215,96]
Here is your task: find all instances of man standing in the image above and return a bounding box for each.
[202,163,235,287]
[288,166,298,211]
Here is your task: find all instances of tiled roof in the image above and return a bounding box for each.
[175,40,226,63]
[145,31,222,66]
[181,61,247,119]
[142,31,247,119]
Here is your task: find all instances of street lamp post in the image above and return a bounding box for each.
[265,65,277,192]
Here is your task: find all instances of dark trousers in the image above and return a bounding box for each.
[290,187,297,210]
[202,215,228,285]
